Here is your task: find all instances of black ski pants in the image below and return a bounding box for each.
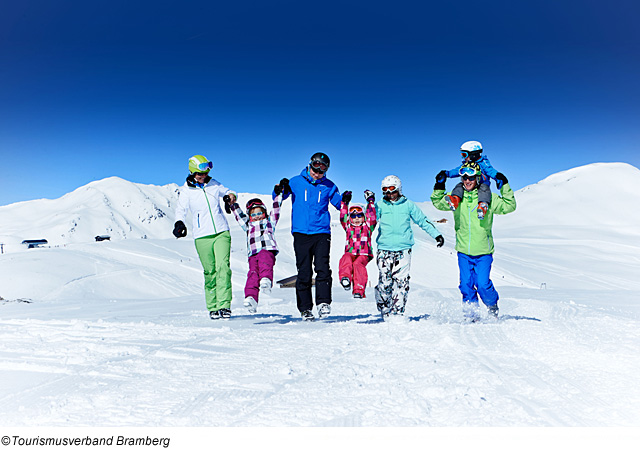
[293,232,332,313]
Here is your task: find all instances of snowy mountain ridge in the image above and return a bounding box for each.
[1,163,638,249]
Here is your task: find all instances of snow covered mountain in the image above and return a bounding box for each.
[0,176,180,247]
[0,163,639,429]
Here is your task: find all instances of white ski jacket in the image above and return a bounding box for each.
[175,176,235,240]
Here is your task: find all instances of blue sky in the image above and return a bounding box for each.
[1,0,638,206]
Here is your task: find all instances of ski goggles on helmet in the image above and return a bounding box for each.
[310,161,328,174]
[459,166,479,178]
[381,185,398,193]
[196,161,213,172]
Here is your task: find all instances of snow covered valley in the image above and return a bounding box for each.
[0,163,639,429]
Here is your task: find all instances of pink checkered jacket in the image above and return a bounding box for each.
[340,200,377,260]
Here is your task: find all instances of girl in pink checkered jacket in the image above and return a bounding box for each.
[227,194,283,314]
[338,190,377,298]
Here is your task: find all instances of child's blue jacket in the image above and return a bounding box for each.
[446,155,499,186]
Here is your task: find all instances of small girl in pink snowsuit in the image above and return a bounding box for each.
[338,190,377,298]
[228,195,283,314]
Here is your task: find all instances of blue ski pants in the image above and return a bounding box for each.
[457,252,498,307]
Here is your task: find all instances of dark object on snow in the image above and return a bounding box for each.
[21,239,48,249]
[276,275,315,288]
[95,235,111,242]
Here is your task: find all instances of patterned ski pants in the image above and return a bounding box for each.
[375,249,412,314]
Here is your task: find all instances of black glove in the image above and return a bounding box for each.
[435,235,444,248]
[495,172,508,188]
[364,189,375,203]
[279,178,291,195]
[273,183,283,196]
[173,221,187,238]
[222,195,232,214]
[342,190,352,204]
[436,170,447,184]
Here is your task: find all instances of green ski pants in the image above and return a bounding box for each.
[194,231,232,312]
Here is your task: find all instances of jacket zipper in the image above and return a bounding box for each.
[200,186,218,234]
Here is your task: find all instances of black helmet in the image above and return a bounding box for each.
[309,152,330,174]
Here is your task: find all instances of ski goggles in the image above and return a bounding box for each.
[310,161,328,173]
[250,211,265,218]
[381,185,398,193]
[350,212,364,219]
[461,151,481,161]
[459,166,478,178]
[196,161,213,172]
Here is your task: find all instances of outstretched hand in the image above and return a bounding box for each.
[342,191,352,204]
[364,189,375,203]
[436,170,447,184]
[274,178,290,196]
[435,235,444,248]
[495,172,508,189]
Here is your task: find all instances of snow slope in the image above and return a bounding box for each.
[0,163,639,429]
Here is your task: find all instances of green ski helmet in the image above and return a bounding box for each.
[188,155,213,174]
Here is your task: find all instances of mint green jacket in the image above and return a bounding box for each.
[375,196,441,251]
[431,183,516,256]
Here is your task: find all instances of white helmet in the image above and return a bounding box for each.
[460,141,483,152]
[381,175,402,195]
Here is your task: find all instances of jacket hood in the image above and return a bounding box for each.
[186,173,212,187]
[301,167,325,184]
[382,195,407,206]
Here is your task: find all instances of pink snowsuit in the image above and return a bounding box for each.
[338,200,377,297]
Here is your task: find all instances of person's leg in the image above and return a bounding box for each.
[212,231,232,310]
[478,182,492,206]
[338,252,354,284]
[451,182,464,200]
[195,236,218,312]
[245,253,260,302]
[293,233,314,313]
[256,249,276,296]
[352,255,369,297]
[390,249,412,314]
[313,233,333,306]
[375,250,394,313]
[475,254,499,308]
[457,252,479,307]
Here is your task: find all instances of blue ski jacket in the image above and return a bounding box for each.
[276,168,342,235]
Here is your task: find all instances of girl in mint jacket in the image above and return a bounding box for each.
[374,175,444,319]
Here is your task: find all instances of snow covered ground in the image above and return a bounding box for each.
[0,164,639,438]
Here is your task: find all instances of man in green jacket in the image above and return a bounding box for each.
[375,175,444,320]
[431,162,516,321]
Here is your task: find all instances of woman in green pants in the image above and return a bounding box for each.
[173,155,237,320]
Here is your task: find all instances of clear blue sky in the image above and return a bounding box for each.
[1,0,638,206]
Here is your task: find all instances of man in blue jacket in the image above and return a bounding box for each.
[274,153,342,321]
